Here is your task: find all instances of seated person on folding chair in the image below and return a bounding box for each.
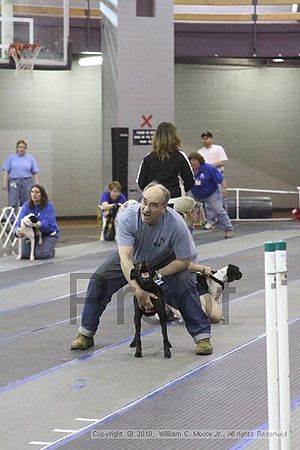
[98,181,127,241]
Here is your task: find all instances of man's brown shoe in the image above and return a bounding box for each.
[196,338,213,355]
[71,333,94,350]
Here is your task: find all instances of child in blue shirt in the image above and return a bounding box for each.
[99,181,127,213]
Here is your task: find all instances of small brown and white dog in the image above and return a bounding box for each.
[16,214,42,261]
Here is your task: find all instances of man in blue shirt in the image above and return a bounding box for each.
[71,182,212,355]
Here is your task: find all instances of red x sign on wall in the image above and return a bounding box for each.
[141,114,153,128]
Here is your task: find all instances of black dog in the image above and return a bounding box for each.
[130,260,172,358]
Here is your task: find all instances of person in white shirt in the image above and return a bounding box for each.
[198,131,228,171]
[198,131,228,227]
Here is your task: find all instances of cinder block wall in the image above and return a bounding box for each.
[1,62,300,216]
[0,63,102,216]
[175,64,300,207]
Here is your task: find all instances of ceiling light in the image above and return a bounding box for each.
[78,55,103,66]
[80,51,102,55]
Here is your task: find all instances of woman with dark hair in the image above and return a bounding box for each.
[137,122,194,199]
[15,184,59,259]
[1,139,39,210]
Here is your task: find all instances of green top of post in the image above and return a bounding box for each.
[264,242,275,252]
[275,240,286,251]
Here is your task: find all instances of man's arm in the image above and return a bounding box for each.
[118,245,157,311]
[188,262,212,276]
[159,258,190,277]
[213,160,226,169]
[2,170,8,190]
[220,178,227,196]
[32,173,39,184]
[213,145,228,169]
[101,201,114,212]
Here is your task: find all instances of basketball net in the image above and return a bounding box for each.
[8,43,42,77]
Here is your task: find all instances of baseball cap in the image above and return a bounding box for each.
[173,197,197,217]
[201,131,213,139]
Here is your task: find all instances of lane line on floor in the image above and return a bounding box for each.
[2,244,300,316]
[53,429,77,433]
[2,271,300,344]
[1,236,299,315]
[0,247,114,274]
[0,290,86,316]
[0,316,81,343]
[75,418,98,422]
[229,392,300,449]
[38,320,300,450]
[0,326,164,395]
[29,442,53,446]
[0,266,95,291]
[0,283,264,344]
[1,259,299,395]
[1,231,299,287]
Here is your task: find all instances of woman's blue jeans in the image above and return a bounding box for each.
[8,177,32,210]
[79,251,211,343]
[21,235,57,259]
[203,188,233,230]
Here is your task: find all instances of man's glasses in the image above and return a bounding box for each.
[142,198,164,210]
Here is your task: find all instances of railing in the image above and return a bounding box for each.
[0,207,20,250]
[227,187,300,221]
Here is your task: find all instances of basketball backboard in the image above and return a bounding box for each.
[0,0,69,68]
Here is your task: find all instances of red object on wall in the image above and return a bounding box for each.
[291,208,300,221]
[141,114,153,128]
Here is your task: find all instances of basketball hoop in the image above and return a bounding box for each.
[8,43,42,76]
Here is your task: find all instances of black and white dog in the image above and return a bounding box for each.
[114,199,139,238]
[165,264,243,324]
[196,264,243,322]
[130,260,172,358]
[16,214,42,261]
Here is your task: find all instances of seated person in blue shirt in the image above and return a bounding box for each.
[15,184,59,259]
[1,139,39,210]
[188,152,233,239]
[99,181,127,241]
[99,180,127,215]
